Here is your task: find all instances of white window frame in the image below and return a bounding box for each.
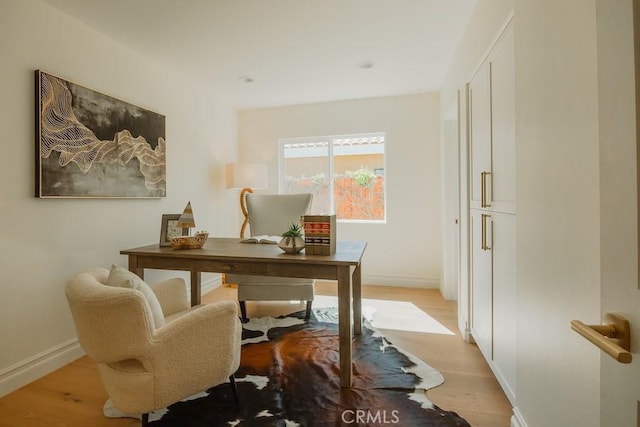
[278,132,386,223]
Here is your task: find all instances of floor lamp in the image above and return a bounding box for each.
[225,162,268,238]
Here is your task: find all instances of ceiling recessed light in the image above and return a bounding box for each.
[239,76,254,83]
[359,61,374,69]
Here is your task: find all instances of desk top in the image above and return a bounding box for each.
[121,237,367,267]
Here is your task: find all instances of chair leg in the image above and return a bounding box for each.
[229,374,240,404]
[305,300,313,320]
[239,301,248,322]
[141,413,149,427]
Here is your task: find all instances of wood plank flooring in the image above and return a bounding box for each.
[0,282,512,427]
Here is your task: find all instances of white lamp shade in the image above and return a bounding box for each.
[225,162,268,190]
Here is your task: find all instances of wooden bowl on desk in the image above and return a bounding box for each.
[170,231,208,249]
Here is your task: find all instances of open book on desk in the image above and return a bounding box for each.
[240,235,281,244]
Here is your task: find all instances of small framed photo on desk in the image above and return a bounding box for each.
[159,214,188,247]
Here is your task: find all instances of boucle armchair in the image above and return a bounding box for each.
[65,266,242,426]
[226,192,315,321]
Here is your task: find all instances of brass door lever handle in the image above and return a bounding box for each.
[571,313,632,364]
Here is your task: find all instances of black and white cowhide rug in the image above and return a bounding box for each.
[118,308,469,426]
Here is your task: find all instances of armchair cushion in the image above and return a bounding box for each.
[106,264,165,329]
[150,277,190,317]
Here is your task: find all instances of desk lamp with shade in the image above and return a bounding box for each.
[225,162,268,237]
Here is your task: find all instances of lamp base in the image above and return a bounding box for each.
[240,187,253,238]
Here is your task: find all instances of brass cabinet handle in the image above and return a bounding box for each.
[481,171,492,207]
[481,214,492,251]
[481,214,485,250]
[485,171,491,207]
[571,313,632,364]
[480,172,486,207]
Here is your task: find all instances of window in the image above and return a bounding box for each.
[279,133,386,222]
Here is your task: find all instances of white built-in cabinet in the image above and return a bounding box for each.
[469,209,493,356]
[467,21,516,403]
[470,23,516,215]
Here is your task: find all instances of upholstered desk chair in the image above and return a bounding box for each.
[227,193,315,322]
[65,266,242,426]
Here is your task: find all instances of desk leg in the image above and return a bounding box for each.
[338,265,354,387]
[127,255,144,279]
[190,271,201,307]
[353,262,362,336]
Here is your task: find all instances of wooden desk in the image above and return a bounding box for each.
[121,237,367,387]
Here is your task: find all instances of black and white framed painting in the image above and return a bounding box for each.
[35,70,166,198]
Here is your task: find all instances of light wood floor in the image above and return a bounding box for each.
[0,283,512,427]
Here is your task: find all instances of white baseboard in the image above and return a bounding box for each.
[0,338,84,399]
[200,276,223,295]
[511,407,528,427]
[185,275,223,300]
[362,274,440,288]
[0,276,223,400]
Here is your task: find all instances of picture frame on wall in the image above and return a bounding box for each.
[34,70,166,198]
[159,214,189,247]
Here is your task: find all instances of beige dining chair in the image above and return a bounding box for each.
[226,192,315,321]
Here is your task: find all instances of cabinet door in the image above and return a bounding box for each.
[489,26,516,214]
[491,211,516,402]
[470,209,493,360]
[469,63,492,210]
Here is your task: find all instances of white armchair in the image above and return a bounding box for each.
[226,193,315,321]
[65,266,242,426]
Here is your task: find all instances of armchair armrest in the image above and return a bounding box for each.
[151,277,189,317]
[151,301,241,375]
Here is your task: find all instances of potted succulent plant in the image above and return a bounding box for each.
[278,223,305,254]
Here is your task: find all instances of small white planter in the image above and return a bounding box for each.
[278,236,305,254]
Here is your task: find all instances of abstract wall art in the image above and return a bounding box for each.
[35,70,166,198]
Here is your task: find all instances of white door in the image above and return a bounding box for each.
[596,1,640,425]
[470,208,493,360]
[442,100,461,302]
[488,24,516,215]
[469,61,492,210]
[491,211,516,402]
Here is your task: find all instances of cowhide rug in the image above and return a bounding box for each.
[135,308,469,426]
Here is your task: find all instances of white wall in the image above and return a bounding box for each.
[237,94,442,288]
[443,1,608,426]
[440,0,514,115]
[595,1,640,425]
[0,0,236,397]
[514,1,601,425]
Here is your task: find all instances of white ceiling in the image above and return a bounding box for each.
[42,0,476,109]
